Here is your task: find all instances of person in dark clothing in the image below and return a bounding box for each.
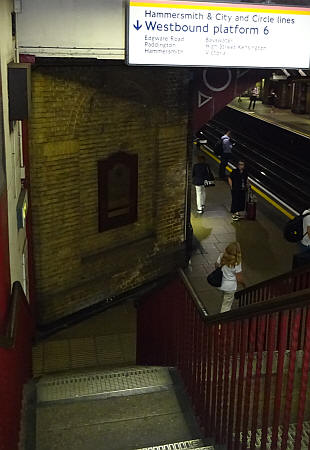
[192,155,212,214]
[269,89,277,113]
[228,160,248,221]
[248,86,258,110]
[219,130,233,179]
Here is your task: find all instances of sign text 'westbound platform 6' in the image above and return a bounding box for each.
[126,1,310,68]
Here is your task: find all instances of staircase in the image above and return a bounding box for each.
[34,367,213,450]
[12,269,310,450]
[32,352,310,449]
[136,272,310,450]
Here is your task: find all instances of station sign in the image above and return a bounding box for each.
[126,0,310,68]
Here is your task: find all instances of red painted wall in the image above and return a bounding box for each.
[192,68,270,133]
[0,286,33,450]
[0,190,10,331]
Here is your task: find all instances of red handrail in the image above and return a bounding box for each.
[0,282,33,450]
[235,263,310,307]
[136,270,310,449]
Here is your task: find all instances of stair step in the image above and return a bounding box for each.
[37,366,173,403]
[36,389,201,450]
[134,440,214,449]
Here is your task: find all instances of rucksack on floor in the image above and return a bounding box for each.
[283,212,309,242]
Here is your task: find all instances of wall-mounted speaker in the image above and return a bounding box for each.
[8,63,31,121]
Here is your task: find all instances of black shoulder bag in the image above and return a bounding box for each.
[207,266,223,287]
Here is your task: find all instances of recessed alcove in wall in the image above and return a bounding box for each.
[98,151,138,232]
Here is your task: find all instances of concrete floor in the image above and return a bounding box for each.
[36,385,202,450]
[230,97,310,137]
[186,152,298,315]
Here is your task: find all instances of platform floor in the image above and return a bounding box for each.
[229,97,310,137]
[186,151,299,315]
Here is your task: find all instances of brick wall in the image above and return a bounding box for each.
[29,63,191,325]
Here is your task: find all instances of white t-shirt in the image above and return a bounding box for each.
[217,254,242,292]
[301,209,310,246]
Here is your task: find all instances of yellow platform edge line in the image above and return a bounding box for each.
[201,147,294,220]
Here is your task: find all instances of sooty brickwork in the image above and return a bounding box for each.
[29,63,191,325]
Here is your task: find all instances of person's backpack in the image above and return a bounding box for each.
[283,212,310,242]
[214,139,223,156]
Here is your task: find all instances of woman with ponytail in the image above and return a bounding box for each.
[215,241,245,313]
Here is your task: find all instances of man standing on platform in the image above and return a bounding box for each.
[269,89,277,113]
[219,130,233,179]
[228,160,249,221]
[192,155,211,214]
[248,86,259,110]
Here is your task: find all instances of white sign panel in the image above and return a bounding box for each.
[127,1,310,68]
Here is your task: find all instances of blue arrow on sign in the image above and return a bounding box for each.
[133,20,142,30]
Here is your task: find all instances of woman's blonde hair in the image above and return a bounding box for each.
[220,242,241,267]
